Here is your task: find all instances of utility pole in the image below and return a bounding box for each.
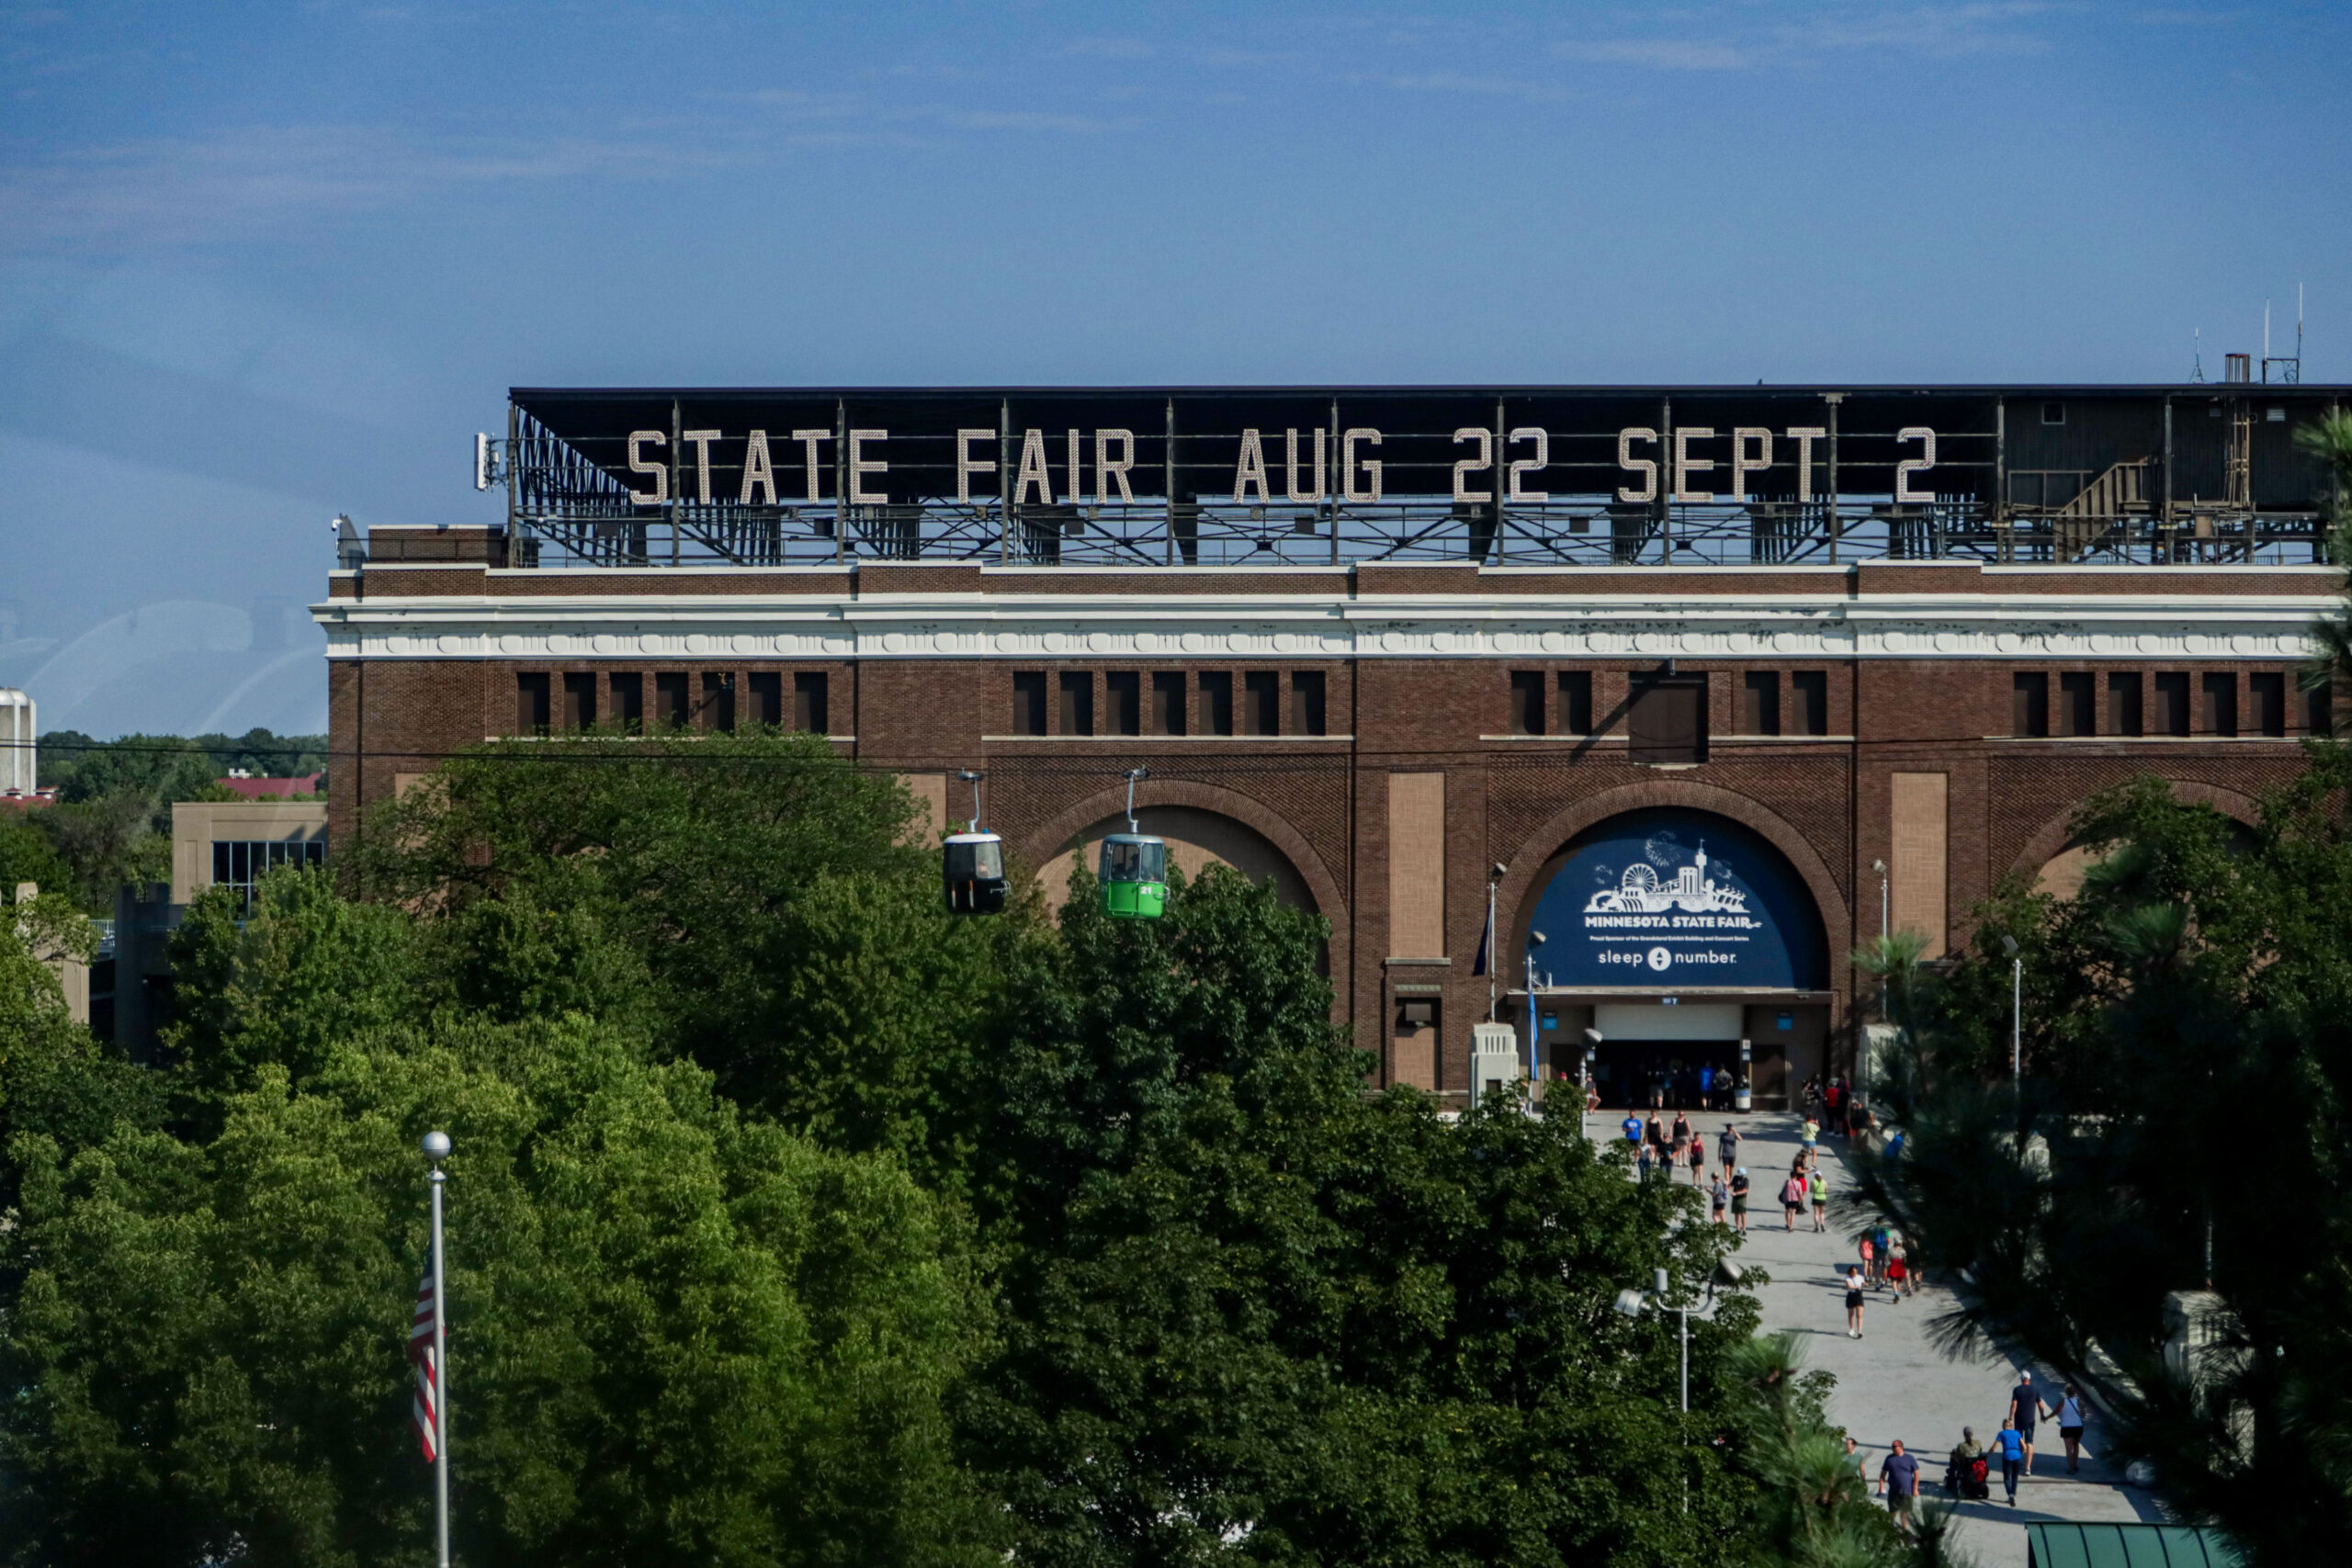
[424,1131,452,1568]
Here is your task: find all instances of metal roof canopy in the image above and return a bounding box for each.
[2024,1524,2242,1568]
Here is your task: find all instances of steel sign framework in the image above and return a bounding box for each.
[481,384,2348,572]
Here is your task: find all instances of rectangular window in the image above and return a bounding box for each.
[1200,671,1234,736]
[2041,401,2066,425]
[2107,671,2143,737]
[654,671,691,730]
[1791,671,1829,737]
[748,671,783,728]
[1244,671,1280,736]
[794,671,830,734]
[1742,671,1781,736]
[2250,671,2285,738]
[701,671,736,733]
[211,837,326,916]
[2155,671,2191,736]
[1558,671,1594,736]
[1292,671,1327,736]
[1152,672,1186,736]
[2059,672,2096,738]
[515,672,550,736]
[2308,684,2333,738]
[612,672,644,735]
[561,672,597,730]
[1012,671,1047,736]
[1059,671,1094,737]
[2012,672,2049,738]
[1628,678,1706,764]
[1106,671,1141,737]
[1391,995,1438,1092]
[1509,671,1547,735]
[2201,672,2237,737]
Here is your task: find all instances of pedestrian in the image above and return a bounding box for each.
[1869,1224,1892,1288]
[1947,1427,1984,1500]
[1803,1076,1822,1115]
[1731,1167,1751,1234]
[1621,1111,1644,1150]
[1801,1113,1820,1166]
[1876,1438,1920,1533]
[1709,1172,1729,1224]
[1780,1168,1807,1231]
[1844,1264,1866,1338]
[1858,1233,1876,1289]
[1809,1164,1828,1232]
[1992,1419,2026,1504]
[1637,1143,1655,1182]
[1845,1434,1866,1484]
[2055,1383,2087,1474]
[1717,1122,1742,1180]
[1825,1077,1843,1129]
[1884,1246,1907,1303]
[2007,1371,2048,1477]
[1645,1110,1667,1159]
[1688,1135,1708,1184]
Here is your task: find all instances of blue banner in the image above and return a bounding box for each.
[1525,810,1825,990]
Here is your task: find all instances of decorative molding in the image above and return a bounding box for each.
[313,590,2334,663]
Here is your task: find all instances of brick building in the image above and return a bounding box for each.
[316,382,2347,1106]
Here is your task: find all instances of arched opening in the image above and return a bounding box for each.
[1038,805,1317,917]
[1511,807,1831,1111]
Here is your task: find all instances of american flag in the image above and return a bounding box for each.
[408,1272,439,1462]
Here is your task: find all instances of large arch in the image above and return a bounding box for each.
[2010,780,2262,898]
[1495,780,1853,982]
[1018,780,1349,973]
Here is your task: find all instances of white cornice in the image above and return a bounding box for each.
[311,591,2333,662]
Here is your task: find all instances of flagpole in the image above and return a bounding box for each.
[424,1131,451,1568]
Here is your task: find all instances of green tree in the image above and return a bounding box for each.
[965,865,1765,1567]
[0,1013,998,1568]
[348,730,1021,1190]
[0,810,73,902]
[1848,757,2352,1562]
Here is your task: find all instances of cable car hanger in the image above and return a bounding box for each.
[942,766,1008,916]
[1098,766,1168,920]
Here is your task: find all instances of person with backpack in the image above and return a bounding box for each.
[1780,1168,1807,1231]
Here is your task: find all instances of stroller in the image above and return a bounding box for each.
[1943,1448,1990,1500]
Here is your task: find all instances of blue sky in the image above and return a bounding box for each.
[3,1,2346,739]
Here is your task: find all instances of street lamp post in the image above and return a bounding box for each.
[1870,858,1888,941]
[423,1131,452,1568]
[2002,935,2022,1083]
[1582,1027,1601,1144]
[1615,1259,1746,1413]
[1522,930,1545,1103]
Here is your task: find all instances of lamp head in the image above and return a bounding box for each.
[422,1131,451,1162]
[1584,1027,1603,1044]
[1612,1288,1648,1318]
[1491,862,1508,881]
[1528,930,1546,947]
[2001,935,2019,958]
[1871,858,1886,874]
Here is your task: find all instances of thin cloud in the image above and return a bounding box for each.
[1554,2,2058,73]
[1389,71,1577,102]
[1066,37,1153,59]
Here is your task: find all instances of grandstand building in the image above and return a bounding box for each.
[317,381,2347,1105]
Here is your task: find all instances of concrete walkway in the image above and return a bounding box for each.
[1666,1110,2162,1568]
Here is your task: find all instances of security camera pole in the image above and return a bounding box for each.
[423,1131,452,1568]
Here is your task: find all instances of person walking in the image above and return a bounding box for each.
[1637,1142,1655,1182]
[1992,1419,2026,1505]
[1645,1111,1668,1163]
[1858,1233,1876,1291]
[1884,1243,1908,1303]
[1876,1439,1920,1533]
[1844,1265,1866,1338]
[1688,1135,1708,1185]
[1801,1113,1820,1167]
[1621,1111,1644,1151]
[1808,1164,1828,1232]
[1780,1168,1807,1232]
[2055,1383,2087,1474]
[1730,1167,1751,1234]
[1845,1434,1867,1485]
[1709,1171,1729,1225]
[1717,1122,1742,1182]
[2007,1371,2049,1477]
